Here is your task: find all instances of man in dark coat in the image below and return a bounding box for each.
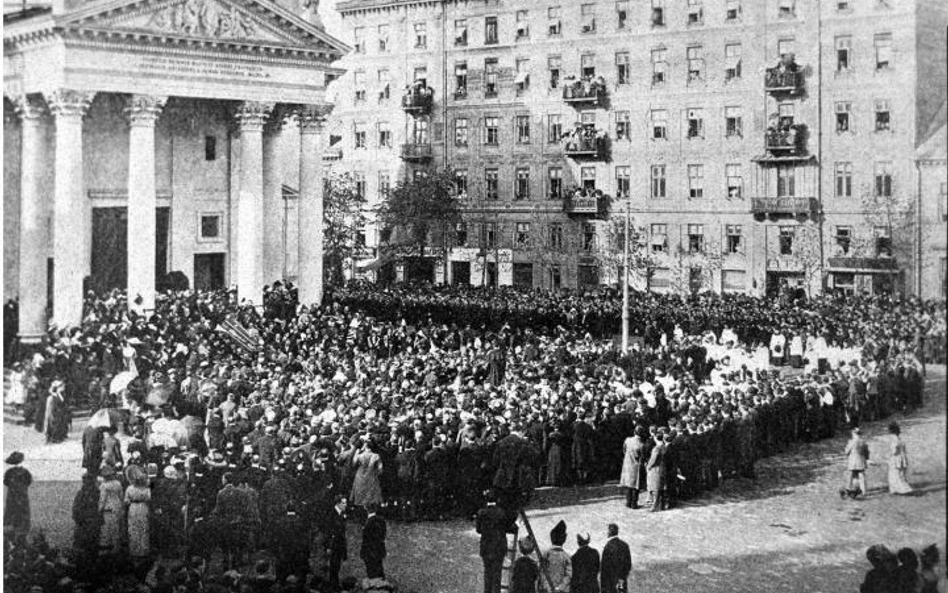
[272,503,311,582]
[599,524,631,593]
[492,424,538,516]
[570,532,600,593]
[476,490,515,593]
[360,503,387,579]
[325,495,348,591]
[81,425,104,475]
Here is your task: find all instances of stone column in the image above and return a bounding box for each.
[13,95,49,342]
[297,104,332,307]
[262,110,284,286]
[46,89,93,328]
[125,95,165,315]
[233,101,272,305]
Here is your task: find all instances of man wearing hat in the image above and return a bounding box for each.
[476,490,515,593]
[571,531,601,593]
[541,519,571,593]
[599,524,631,593]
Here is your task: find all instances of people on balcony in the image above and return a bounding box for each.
[563,75,606,99]
[563,123,605,153]
[766,115,801,151]
[403,81,433,107]
[766,53,801,88]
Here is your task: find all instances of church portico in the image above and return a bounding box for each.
[4,0,346,336]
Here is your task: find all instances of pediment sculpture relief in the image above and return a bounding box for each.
[148,0,257,39]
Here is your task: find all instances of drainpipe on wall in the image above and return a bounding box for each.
[815,0,826,295]
[915,160,923,296]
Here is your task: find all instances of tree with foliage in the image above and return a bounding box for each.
[376,168,462,268]
[323,172,367,286]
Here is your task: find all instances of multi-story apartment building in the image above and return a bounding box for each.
[332,0,947,296]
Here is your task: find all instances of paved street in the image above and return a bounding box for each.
[6,369,946,593]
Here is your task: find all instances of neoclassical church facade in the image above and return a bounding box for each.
[3,0,348,341]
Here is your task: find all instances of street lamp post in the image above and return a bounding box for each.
[621,199,631,353]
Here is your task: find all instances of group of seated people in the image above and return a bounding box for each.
[860,542,941,593]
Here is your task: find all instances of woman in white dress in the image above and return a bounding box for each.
[887,422,914,495]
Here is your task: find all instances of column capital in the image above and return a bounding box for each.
[297,104,333,133]
[234,101,274,133]
[44,89,94,120]
[125,94,166,127]
[10,94,48,123]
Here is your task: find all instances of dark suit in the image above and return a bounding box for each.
[600,537,631,593]
[476,503,513,593]
[325,508,347,589]
[570,545,601,593]
[360,513,387,579]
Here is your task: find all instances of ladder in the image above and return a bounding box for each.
[498,508,557,593]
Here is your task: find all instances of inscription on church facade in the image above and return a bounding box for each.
[137,55,272,79]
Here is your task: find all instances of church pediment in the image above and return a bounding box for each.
[59,0,348,54]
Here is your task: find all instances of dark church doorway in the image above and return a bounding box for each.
[89,206,170,294]
[193,253,226,291]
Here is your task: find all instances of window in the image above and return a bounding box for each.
[377,69,391,101]
[650,224,668,252]
[616,52,630,85]
[875,33,892,70]
[875,100,891,131]
[485,16,498,45]
[651,165,667,198]
[455,223,468,247]
[204,135,217,161]
[353,70,366,102]
[615,111,631,141]
[582,223,596,251]
[652,0,665,26]
[875,226,892,256]
[515,168,531,200]
[378,172,391,198]
[581,54,596,78]
[548,114,563,143]
[548,167,563,199]
[836,36,852,72]
[412,119,428,144]
[726,0,741,20]
[651,109,668,139]
[615,166,630,198]
[688,164,704,198]
[377,24,389,52]
[515,222,531,247]
[777,165,795,197]
[548,5,562,35]
[414,66,428,87]
[455,169,468,197]
[581,167,596,192]
[455,118,469,146]
[200,214,221,239]
[778,103,795,128]
[725,44,742,80]
[548,56,562,89]
[454,19,467,46]
[354,123,367,149]
[449,63,467,99]
[516,10,529,39]
[414,22,427,49]
[688,224,705,253]
[515,115,531,144]
[687,108,704,139]
[726,164,742,198]
[779,226,794,255]
[941,182,948,221]
[687,46,704,81]
[874,161,893,197]
[778,38,796,59]
[377,122,391,148]
[484,59,498,97]
[835,226,852,254]
[485,168,499,200]
[835,101,852,133]
[354,172,366,200]
[725,106,743,137]
[688,0,703,25]
[353,27,365,53]
[651,49,667,86]
[581,111,596,127]
[549,223,564,250]
[726,225,743,254]
[835,162,853,198]
[484,223,497,248]
[483,116,499,145]
[778,0,795,18]
[837,0,851,10]
[515,58,530,94]
[616,1,629,29]
[581,4,596,33]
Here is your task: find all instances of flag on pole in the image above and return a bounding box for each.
[215,317,259,352]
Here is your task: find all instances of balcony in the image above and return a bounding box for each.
[750,197,818,217]
[564,190,602,217]
[400,143,432,161]
[562,78,606,106]
[827,257,899,272]
[322,147,343,161]
[765,57,804,94]
[401,88,433,115]
[565,137,606,159]
[761,124,808,158]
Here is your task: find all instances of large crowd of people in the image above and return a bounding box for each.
[3,282,946,593]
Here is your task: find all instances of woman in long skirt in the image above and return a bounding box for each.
[98,465,125,555]
[125,471,152,561]
[4,452,31,538]
[887,422,914,495]
[350,439,383,514]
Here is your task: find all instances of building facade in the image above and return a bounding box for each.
[332,0,947,296]
[916,103,947,299]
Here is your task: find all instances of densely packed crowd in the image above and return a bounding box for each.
[3,283,945,593]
